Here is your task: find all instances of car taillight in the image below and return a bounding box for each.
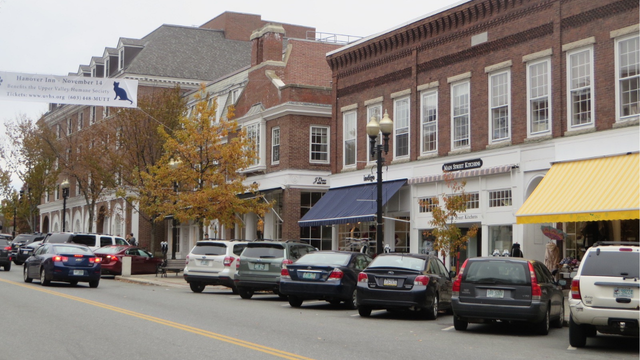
[3,246,10,251]
[452,259,468,296]
[528,262,542,300]
[281,267,290,279]
[620,248,633,252]
[358,272,368,283]
[89,257,101,263]
[53,256,68,262]
[414,275,430,286]
[223,256,235,267]
[236,258,241,270]
[327,268,344,281]
[282,259,293,268]
[571,279,581,299]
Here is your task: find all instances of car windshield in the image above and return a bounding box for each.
[464,260,529,285]
[191,243,227,256]
[295,253,351,266]
[581,251,639,278]
[53,245,93,255]
[242,244,285,258]
[368,255,425,271]
[0,239,9,246]
[95,246,128,254]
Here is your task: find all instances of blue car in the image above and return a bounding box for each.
[23,243,102,288]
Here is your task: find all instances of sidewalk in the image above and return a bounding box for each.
[114,272,189,288]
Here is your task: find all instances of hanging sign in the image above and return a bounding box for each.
[0,71,138,108]
[442,158,483,172]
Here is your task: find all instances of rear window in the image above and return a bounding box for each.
[191,243,227,256]
[243,243,285,258]
[95,246,127,255]
[464,260,529,285]
[580,251,639,277]
[46,233,72,243]
[72,235,96,246]
[53,245,93,255]
[368,255,426,271]
[232,244,247,256]
[295,252,350,266]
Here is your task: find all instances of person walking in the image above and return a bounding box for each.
[128,233,137,246]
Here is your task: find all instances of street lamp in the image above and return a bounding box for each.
[13,190,23,238]
[168,159,180,259]
[61,179,70,232]
[366,110,393,255]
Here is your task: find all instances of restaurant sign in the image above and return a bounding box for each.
[442,158,483,172]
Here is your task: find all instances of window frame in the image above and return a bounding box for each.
[342,110,357,168]
[615,33,640,122]
[451,81,471,150]
[271,127,280,165]
[310,125,329,164]
[566,46,595,129]
[420,90,438,154]
[488,69,511,143]
[393,96,410,159]
[245,121,262,167]
[366,104,382,165]
[526,57,552,136]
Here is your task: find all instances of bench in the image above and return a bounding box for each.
[156,259,185,278]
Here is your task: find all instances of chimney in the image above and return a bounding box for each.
[250,24,286,67]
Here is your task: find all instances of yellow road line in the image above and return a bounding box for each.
[1,278,314,360]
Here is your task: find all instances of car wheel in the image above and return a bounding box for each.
[453,316,468,331]
[190,282,205,293]
[425,296,439,320]
[14,261,23,266]
[345,289,358,310]
[358,306,372,317]
[23,266,32,283]
[551,300,564,328]
[69,281,78,286]
[40,268,50,286]
[288,296,303,308]
[277,293,288,300]
[89,280,100,288]
[230,285,239,294]
[535,307,550,335]
[569,314,588,348]
[238,287,254,299]
[4,262,10,271]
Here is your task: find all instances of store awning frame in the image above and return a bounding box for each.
[516,153,640,224]
[298,179,407,227]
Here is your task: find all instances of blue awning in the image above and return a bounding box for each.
[298,179,407,227]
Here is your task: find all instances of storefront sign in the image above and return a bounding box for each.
[363,174,375,182]
[313,177,327,185]
[442,158,483,172]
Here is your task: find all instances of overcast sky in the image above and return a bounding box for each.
[0,0,462,188]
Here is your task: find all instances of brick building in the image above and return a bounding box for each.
[302,0,639,266]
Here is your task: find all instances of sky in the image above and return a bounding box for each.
[0,0,463,188]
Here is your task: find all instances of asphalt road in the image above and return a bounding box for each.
[1,268,637,360]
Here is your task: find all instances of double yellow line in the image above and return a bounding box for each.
[1,278,314,360]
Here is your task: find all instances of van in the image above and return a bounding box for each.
[43,233,129,252]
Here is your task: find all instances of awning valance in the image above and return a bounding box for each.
[298,179,406,227]
[516,153,640,224]
[408,164,516,185]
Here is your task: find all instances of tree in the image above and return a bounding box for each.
[140,86,272,239]
[425,172,478,272]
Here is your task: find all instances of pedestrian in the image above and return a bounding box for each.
[128,233,137,246]
[256,218,264,240]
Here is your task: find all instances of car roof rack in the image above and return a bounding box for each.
[593,241,639,247]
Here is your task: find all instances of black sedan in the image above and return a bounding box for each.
[23,243,101,288]
[280,251,372,309]
[0,239,12,271]
[10,233,45,264]
[14,241,43,266]
[356,253,454,319]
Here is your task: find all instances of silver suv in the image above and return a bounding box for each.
[569,242,639,347]
[183,240,249,293]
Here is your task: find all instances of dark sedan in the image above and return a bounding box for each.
[451,257,564,335]
[23,243,101,288]
[14,241,43,266]
[94,245,164,275]
[0,239,12,271]
[11,233,46,264]
[280,251,373,309]
[356,253,454,319]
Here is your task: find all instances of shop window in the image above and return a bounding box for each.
[489,225,512,257]
[419,230,436,255]
[419,197,437,213]
[489,189,512,207]
[466,192,479,209]
[299,192,331,250]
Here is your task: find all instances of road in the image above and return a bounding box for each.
[0,268,637,360]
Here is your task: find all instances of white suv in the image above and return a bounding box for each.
[569,242,639,347]
[183,240,249,293]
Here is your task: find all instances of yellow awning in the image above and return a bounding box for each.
[516,153,640,224]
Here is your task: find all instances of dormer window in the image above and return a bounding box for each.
[104,59,110,77]
[119,49,124,70]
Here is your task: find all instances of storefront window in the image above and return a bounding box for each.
[300,192,331,250]
[394,217,410,253]
[489,225,512,257]
[419,230,436,255]
[338,223,376,255]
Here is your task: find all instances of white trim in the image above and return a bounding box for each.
[309,125,330,164]
[447,72,472,83]
[488,69,511,144]
[484,60,512,73]
[522,48,552,63]
[562,37,596,52]
[566,46,595,131]
[393,96,410,160]
[391,89,411,99]
[450,80,471,150]
[340,103,358,112]
[417,81,439,92]
[342,111,357,168]
[364,96,383,106]
[610,24,640,39]
[614,33,640,123]
[420,89,438,155]
[271,126,280,165]
[526,57,552,137]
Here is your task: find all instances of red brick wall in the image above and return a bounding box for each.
[200,11,315,41]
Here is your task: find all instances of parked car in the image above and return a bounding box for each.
[0,238,12,271]
[569,242,640,347]
[356,253,454,319]
[183,240,249,293]
[23,243,102,287]
[43,232,129,251]
[11,233,46,264]
[235,241,317,299]
[94,245,164,275]
[280,250,372,309]
[451,257,564,335]
[14,241,43,266]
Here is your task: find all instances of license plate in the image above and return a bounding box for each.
[22,250,29,254]
[614,287,633,298]
[73,270,84,276]
[302,272,317,279]
[383,278,397,287]
[487,289,504,298]
[199,260,209,266]
[253,263,269,271]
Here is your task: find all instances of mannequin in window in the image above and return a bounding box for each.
[545,239,561,273]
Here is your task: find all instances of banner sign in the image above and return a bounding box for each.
[442,158,483,172]
[0,71,138,108]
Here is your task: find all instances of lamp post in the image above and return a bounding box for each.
[168,159,180,260]
[366,111,393,255]
[13,190,23,238]
[61,179,70,232]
